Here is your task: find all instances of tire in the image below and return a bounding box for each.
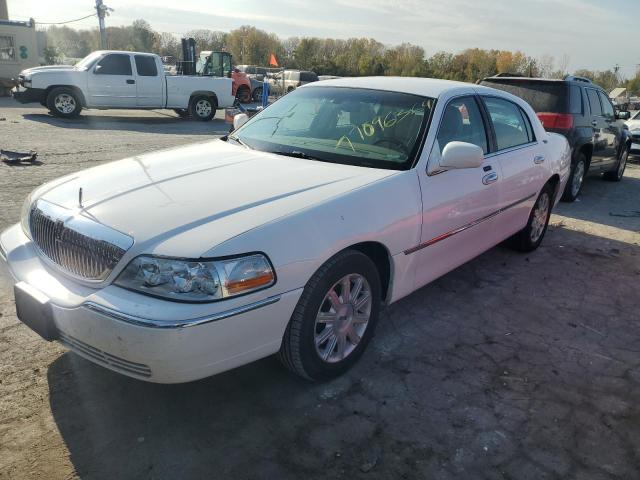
[46,87,82,118]
[173,108,190,118]
[561,152,587,202]
[508,183,554,253]
[252,86,263,102]
[235,85,251,104]
[603,145,629,181]
[286,86,294,94]
[279,249,382,381]
[189,95,216,121]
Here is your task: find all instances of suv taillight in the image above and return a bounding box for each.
[536,112,574,130]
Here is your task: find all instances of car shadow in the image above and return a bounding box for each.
[46,224,640,479]
[21,113,230,136]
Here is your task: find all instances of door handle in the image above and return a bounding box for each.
[126,79,135,84]
[482,172,498,185]
[533,154,545,164]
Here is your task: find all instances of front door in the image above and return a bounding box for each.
[87,53,136,107]
[585,88,615,169]
[134,55,163,107]
[597,90,621,169]
[413,95,502,289]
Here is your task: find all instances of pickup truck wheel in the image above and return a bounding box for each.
[508,183,553,252]
[46,87,82,118]
[189,95,216,121]
[235,85,251,104]
[279,249,381,381]
[603,146,629,181]
[561,152,586,202]
[173,108,190,118]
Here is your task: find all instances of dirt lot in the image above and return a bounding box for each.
[1,98,639,480]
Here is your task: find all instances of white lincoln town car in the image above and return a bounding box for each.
[0,77,570,383]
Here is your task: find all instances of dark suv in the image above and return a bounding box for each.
[481,75,631,201]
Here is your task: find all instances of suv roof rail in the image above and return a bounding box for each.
[564,75,592,84]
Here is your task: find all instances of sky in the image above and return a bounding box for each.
[7,0,639,78]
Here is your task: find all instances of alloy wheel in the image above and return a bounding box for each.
[530,192,550,243]
[54,94,76,114]
[195,99,212,117]
[314,273,372,364]
[571,160,585,197]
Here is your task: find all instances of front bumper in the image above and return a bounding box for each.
[12,87,46,104]
[0,224,303,383]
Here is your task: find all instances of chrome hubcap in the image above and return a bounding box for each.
[571,161,585,197]
[54,94,76,114]
[530,192,550,243]
[314,273,372,363]
[195,99,212,117]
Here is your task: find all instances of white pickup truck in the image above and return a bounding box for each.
[13,50,235,121]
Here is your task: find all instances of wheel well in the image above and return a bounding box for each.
[45,85,86,107]
[577,143,593,169]
[347,242,392,303]
[546,174,561,202]
[189,91,219,108]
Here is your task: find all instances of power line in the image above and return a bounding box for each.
[35,13,97,25]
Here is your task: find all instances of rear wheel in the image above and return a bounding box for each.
[603,146,629,181]
[279,250,381,381]
[561,152,586,202]
[252,86,263,102]
[46,87,82,118]
[189,95,216,121]
[235,85,251,104]
[508,183,553,252]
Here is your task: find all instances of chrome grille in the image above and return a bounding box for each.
[29,199,133,281]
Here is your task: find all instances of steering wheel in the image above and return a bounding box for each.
[373,137,410,156]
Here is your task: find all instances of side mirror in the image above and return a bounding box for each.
[94,64,102,74]
[440,141,484,169]
[233,113,249,131]
[616,111,630,120]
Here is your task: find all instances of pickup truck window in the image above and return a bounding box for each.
[95,54,132,76]
[134,55,158,77]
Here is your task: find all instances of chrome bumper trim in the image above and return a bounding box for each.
[404,192,536,255]
[82,294,282,329]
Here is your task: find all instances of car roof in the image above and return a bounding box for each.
[309,76,485,98]
[94,50,157,57]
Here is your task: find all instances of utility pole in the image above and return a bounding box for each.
[95,0,109,49]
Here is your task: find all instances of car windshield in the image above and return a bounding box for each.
[632,111,640,120]
[75,52,103,70]
[231,86,434,170]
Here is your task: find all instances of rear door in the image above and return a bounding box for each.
[134,55,163,107]
[585,87,610,169]
[414,95,502,288]
[86,53,136,107]
[481,95,546,237]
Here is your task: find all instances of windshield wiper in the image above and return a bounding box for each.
[226,135,252,149]
[270,150,324,161]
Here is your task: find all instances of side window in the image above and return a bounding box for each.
[134,55,157,76]
[436,96,488,154]
[586,89,602,116]
[483,97,532,150]
[569,86,583,115]
[598,91,615,118]
[95,54,132,75]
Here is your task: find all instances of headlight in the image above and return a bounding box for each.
[115,253,276,302]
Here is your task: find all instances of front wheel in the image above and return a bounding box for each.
[561,152,586,202]
[279,250,381,381]
[603,146,629,181]
[46,87,82,118]
[508,183,553,252]
[189,95,216,121]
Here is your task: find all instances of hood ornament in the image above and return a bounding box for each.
[78,187,83,209]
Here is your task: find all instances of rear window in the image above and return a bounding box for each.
[481,79,569,113]
[300,72,318,82]
[134,55,157,76]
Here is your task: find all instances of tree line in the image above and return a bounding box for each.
[42,20,637,94]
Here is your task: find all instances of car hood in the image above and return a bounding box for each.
[626,120,640,132]
[22,65,76,75]
[35,139,398,258]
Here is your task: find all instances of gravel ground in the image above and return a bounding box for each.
[1,98,639,480]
